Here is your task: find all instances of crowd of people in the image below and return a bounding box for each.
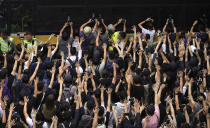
[0,16,209,128]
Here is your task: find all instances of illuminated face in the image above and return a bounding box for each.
[26,34,32,41]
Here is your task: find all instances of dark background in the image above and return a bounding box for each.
[1,0,210,34]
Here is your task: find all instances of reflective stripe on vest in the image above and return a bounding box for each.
[23,39,37,52]
[0,37,9,52]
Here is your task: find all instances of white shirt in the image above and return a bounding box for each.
[142,28,155,42]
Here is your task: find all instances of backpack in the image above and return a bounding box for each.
[62,86,73,103]
[67,56,78,68]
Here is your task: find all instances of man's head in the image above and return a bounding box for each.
[145,104,155,116]
[118,31,126,40]
[26,32,33,41]
[1,30,9,40]
[84,26,92,36]
[108,24,115,33]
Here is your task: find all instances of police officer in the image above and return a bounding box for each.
[23,32,42,53]
[0,30,16,54]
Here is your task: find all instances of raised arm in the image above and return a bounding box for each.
[29,58,41,84]
[112,63,117,84]
[171,19,177,33]
[19,44,25,61]
[3,54,7,68]
[70,22,73,38]
[207,56,210,75]
[114,18,123,28]
[138,17,152,30]
[51,36,59,57]
[57,78,63,102]
[138,50,143,69]
[123,19,126,32]
[107,88,112,112]
[96,29,101,47]
[23,96,29,120]
[101,19,108,33]
[190,20,198,34]
[93,19,99,33]
[115,79,122,93]
[17,60,23,80]
[59,23,68,36]
[92,108,99,128]
[188,79,195,110]
[100,86,106,106]
[11,55,19,76]
[162,19,169,33]
[33,77,39,98]
[80,19,92,31]
[48,66,55,89]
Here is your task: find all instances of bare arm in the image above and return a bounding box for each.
[3,54,7,68]
[114,18,122,28]
[112,63,117,84]
[51,36,59,57]
[188,79,195,110]
[101,19,108,33]
[190,20,198,34]
[17,61,23,80]
[123,19,126,32]
[11,55,19,76]
[49,66,55,89]
[138,18,151,30]
[59,23,68,36]
[57,79,63,102]
[115,80,122,93]
[100,86,105,106]
[162,19,169,33]
[107,88,112,112]
[80,19,92,31]
[171,19,177,33]
[92,108,99,128]
[29,58,40,84]
[70,22,73,38]
[138,50,143,69]
[93,19,99,33]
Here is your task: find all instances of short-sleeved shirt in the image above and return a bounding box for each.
[142,106,160,128]
[142,28,155,42]
[79,31,95,49]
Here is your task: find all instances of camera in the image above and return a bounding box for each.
[91,13,95,21]
[67,16,71,23]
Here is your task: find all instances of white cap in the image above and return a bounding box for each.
[84,26,92,35]
[108,24,114,31]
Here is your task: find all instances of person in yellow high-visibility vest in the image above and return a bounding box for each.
[106,18,126,51]
[22,32,43,53]
[0,30,16,53]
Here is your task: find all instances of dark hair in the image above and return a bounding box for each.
[133,75,142,85]
[98,106,105,117]
[146,104,155,116]
[108,51,115,60]
[22,74,29,84]
[86,101,95,111]
[119,32,126,39]
[38,81,44,91]
[45,94,55,109]
[70,47,76,55]
[0,68,7,79]
[62,32,69,41]
[118,91,126,101]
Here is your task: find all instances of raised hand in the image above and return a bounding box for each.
[193,20,198,26]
